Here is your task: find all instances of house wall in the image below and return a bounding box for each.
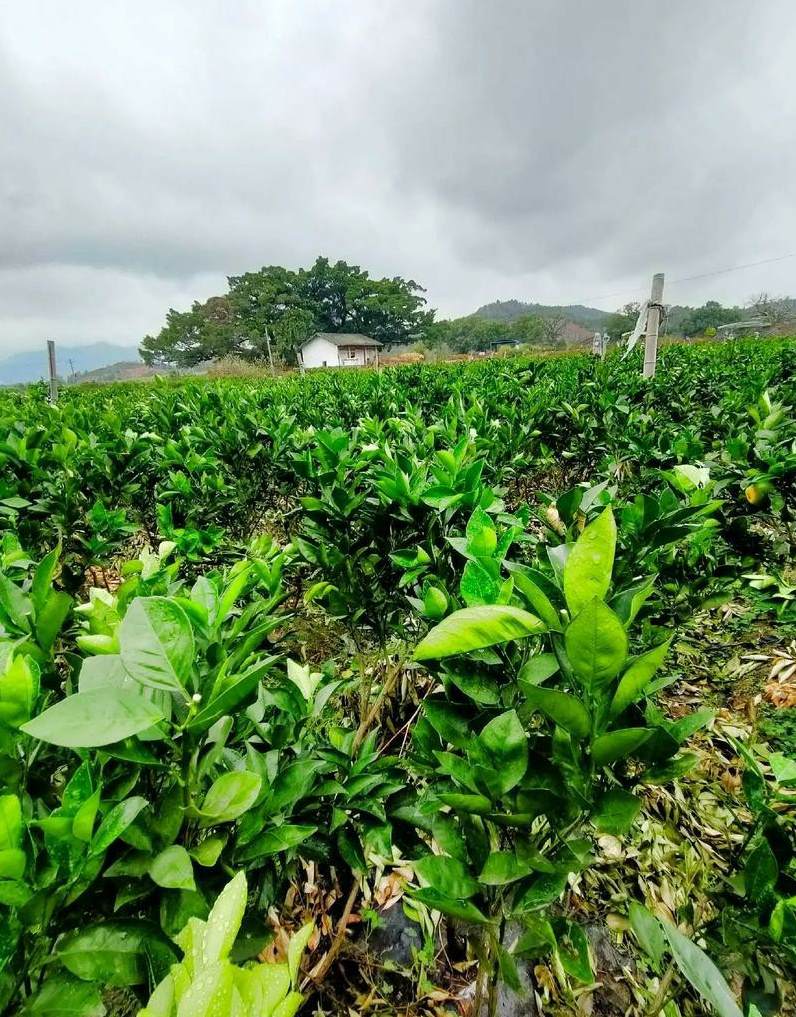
[337,346,367,367]
[301,337,379,368]
[300,336,340,369]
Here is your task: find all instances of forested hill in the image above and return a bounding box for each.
[474,299,612,331]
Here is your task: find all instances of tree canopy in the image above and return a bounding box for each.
[423,313,566,354]
[140,257,433,365]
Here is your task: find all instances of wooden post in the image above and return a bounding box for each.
[265,328,275,375]
[643,273,664,378]
[47,340,58,403]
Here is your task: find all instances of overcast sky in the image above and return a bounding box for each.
[2,0,796,354]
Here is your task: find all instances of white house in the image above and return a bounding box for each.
[299,332,382,369]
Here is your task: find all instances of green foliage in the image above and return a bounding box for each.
[0,337,793,1014]
[405,505,703,996]
[139,256,433,365]
[135,872,309,1017]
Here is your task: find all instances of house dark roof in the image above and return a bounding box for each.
[304,332,383,348]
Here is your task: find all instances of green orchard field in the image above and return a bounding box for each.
[0,338,795,1017]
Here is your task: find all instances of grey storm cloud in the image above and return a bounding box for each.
[2,0,796,354]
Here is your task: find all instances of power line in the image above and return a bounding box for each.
[668,251,796,286]
[573,251,796,308]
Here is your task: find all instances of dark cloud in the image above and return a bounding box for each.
[1,0,795,354]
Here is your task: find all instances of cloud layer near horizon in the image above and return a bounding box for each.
[2,0,796,353]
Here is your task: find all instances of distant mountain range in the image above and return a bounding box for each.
[474,300,612,331]
[0,342,142,385]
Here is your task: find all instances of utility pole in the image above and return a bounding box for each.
[46,340,58,403]
[264,327,275,375]
[643,273,664,379]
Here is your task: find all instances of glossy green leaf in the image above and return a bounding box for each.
[119,596,194,695]
[57,921,165,986]
[414,854,479,899]
[592,728,651,767]
[466,507,497,557]
[661,920,743,1017]
[563,507,616,615]
[190,836,226,868]
[517,653,559,686]
[476,710,528,795]
[557,922,593,983]
[592,789,642,835]
[564,599,627,691]
[0,794,22,851]
[479,851,536,886]
[444,668,501,706]
[236,824,317,862]
[150,845,195,891]
[640,751,699,785]
[91,796,148,856]
[414,605,545,661]
[24,975,106,1017]
[173,957,233,1017]
[610,637,672,717]
[200,771,262,825]
[423,700,473,748]
[35,591,72,654]
[460,560,501,607]
[77,654,129,692]
[511,571,561,631]
[610,573,657,627]
[72,787,102,843]
[235,964,290,1017]
[22,689,164,748]
[411,887,490,924]
[522,686,591,739]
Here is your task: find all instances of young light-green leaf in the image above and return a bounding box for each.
[203,869,247,964]
[563,506,616,616]
[200,771,262,826]
[150,845,195,891]
[119,596,195,695]
[414,605,545,661]
[564,599,628,692]
[287,921,314,988]
[22,688,164,748]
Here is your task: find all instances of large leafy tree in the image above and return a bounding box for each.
[140,257,433,366]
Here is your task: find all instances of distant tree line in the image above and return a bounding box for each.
[602,294,796,343]
[420,313,568,354]
[139,256,796,366]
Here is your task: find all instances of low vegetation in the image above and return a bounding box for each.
[0,338,794,1017]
